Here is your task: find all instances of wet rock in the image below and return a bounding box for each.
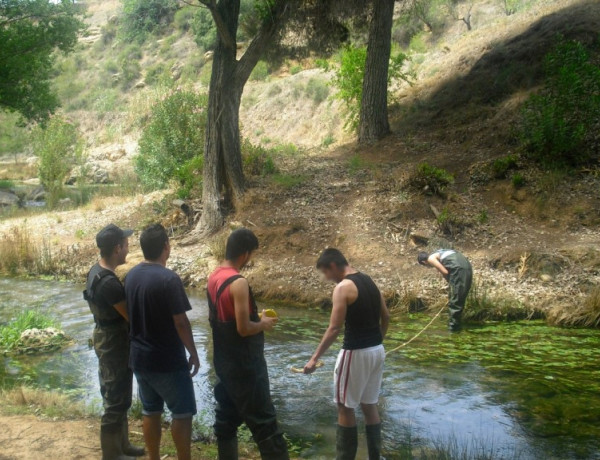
[0,190,19,207]
[27,186,46,202]
[19,327,66,348]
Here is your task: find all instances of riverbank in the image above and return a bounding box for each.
[0,387,260,460]
[1,145,599,327]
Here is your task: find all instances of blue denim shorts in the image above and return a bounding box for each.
[134,368,197,419]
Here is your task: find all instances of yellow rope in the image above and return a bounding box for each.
[385,304,446,356]
[290,305,445,373]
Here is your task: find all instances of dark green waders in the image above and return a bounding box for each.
[208,276,290,460]
[442,252,473,331]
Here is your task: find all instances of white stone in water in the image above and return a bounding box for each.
[19,327,65,347]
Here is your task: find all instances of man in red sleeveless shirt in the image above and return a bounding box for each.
[207,228,289,460]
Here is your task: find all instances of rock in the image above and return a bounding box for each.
[134,80,146,89]
[409,233,429,247]
[540,274,554,282]
[28,185,46,202]
[22,178,40,186]
[204,50,214,61]
[0,190,19,207]
[19,327,66,348]
[109,148,127,162]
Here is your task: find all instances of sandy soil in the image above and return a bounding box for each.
[0,415,100,460]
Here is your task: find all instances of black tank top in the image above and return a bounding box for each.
[343,272,383,350]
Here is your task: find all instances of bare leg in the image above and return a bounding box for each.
[142,414,162,460]
[360,403,381,426]
[171,417,192,460]
[338,404,357,427]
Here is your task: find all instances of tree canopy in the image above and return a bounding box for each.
[0,0,84,122]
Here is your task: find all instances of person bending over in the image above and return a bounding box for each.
[207,228,289,460]
[125,224,199,460]
[85,224,144,460]
[304,248,390,460]
[418,249,473,332]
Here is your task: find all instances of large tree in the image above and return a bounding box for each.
[359,0,395,143]
[0,0,84,122]
[195,0,349,233]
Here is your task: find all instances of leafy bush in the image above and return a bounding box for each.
[290,65,302,75]
[174,6,195,32]
[191,7,217,50]
[333,45,411,132]
[436,207,466,237]
[242,140,277,176]
[410,162,454,197]
[250,61,269,81]
[305,77,329,104]
[33,117,83,207]
[121,0,178,40]
[392,14,423,48]
[492,155,518,179]
[512,173,525,188]
[135,91,207,197]
[315,58,330,72]
[520,38,600,169]
[0,179,14,190]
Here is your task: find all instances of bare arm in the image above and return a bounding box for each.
[231,278,277,337]
[304,283,348,374]
[173,312,200,377]
[112,300,129,321]
[380,293,390,339]
[428,254,449,278]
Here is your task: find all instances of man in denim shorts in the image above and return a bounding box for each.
[125,224,199,460]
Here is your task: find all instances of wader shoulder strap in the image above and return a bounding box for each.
[207,275,244,323]
[83,268,117,302]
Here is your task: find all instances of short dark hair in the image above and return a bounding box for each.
[140,224,168,261]
[418,252,430,265]
[316,248,349,269]
[225,228,259,261]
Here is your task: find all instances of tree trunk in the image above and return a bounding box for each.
[197,0,243,234]
[358,0,394,144]
[196,0,289,234]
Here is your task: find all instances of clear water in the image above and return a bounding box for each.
[1,278,600,459]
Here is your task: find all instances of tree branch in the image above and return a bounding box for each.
[235,2,290,86]
[204,0,236,51]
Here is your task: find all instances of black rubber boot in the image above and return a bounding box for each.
[217,436,239,460]
[100,426,135,460]
[366,424,382,460]
[121,418,145,457]
[257,433,290,460]
[336,425,358,460]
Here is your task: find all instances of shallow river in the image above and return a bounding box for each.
[1,278,600,459]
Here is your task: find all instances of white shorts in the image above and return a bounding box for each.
[334,344,385,409]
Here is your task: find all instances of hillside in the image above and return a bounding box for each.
[0,0,599,324]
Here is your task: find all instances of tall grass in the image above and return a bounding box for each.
[464,281,542,322]
[0,226,58,275]
[547,287,600,328]
[1,386,97,418]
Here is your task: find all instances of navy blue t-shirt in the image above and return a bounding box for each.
[125,263,192,373]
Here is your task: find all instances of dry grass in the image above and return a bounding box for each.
[206,232,228,261]
[0,387,92,418]
[0,225,57,275]
[547,286,600,328]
